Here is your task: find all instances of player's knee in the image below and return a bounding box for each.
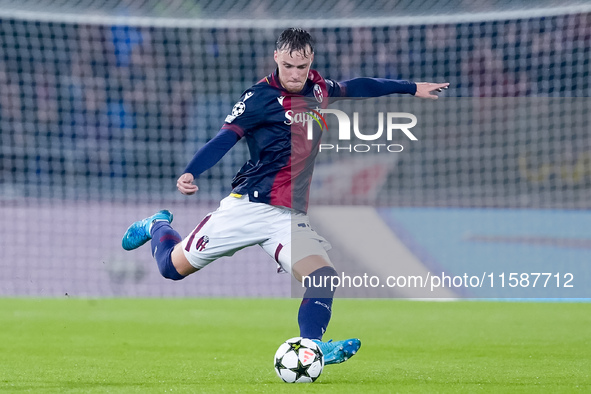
[156,250,186,281]
[302,266,338,298]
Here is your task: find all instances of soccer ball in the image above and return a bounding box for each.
[274,337,324,383]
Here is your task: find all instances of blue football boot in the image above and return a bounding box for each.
[313,338,361,365]
[122,210,173,251]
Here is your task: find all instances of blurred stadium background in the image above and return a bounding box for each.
[1,0,590,297]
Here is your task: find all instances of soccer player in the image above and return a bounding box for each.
[122,28,448,365]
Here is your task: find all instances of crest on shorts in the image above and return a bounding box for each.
[313,84,323,103]
[195,235,210,252]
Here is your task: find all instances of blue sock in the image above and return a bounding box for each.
[298,266,337,340]
[150,221,185,281]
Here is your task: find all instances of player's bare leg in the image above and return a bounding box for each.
[292,255,361,365]
[292,255,332,282]
[170,243,199,276]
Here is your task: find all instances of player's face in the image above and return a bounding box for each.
[274,48,314,93]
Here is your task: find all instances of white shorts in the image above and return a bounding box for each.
[181,194,332,274]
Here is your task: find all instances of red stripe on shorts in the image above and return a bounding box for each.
[274,243,284,263]
[185,214,212,252]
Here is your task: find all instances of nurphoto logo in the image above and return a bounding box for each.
[290,107,418,153]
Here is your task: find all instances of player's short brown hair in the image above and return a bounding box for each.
[276,28,314,58]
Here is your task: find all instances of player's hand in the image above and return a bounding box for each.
[177,173,198,195]
[414,82,450,99]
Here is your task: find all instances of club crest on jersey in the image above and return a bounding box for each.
[195,235,209,252]
[313,84,323,103]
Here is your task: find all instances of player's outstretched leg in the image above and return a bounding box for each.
[297,264,361,365]
[122,210,186,281]
[122,210,173,251]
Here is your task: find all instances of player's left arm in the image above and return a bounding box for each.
[413,82,450,99]
[332,78,449,100]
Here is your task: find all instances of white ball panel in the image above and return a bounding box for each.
[281,350,299,369]
[274,343,290,360]
[279,368,297,383]
[296,376,313,383]
[298,347,318,366]
[299,338,318,349]
[307,360,323,378]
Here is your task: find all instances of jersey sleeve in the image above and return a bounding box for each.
[220,89,265,137]
[324,78,344,98]
[338,78,417,97]
[183,129,240,178]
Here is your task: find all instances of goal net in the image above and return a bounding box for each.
[1,0,589,297]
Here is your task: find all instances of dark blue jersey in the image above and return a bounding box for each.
[220,69,341,213]
[183,69,417,213]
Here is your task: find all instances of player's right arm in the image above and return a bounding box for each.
[177,172,198,195]
[177,87,264,195]
[177,129,240,195]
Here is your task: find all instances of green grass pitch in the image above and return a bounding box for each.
[1,298,589,393]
